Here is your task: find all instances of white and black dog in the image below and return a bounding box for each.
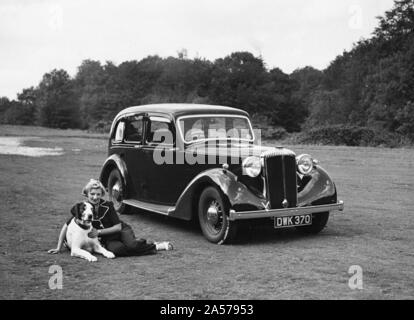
[66,202,115,262]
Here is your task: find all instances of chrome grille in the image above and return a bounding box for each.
[263,149,297,209]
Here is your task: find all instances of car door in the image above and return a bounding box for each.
[123,114,146,200]
[140,115,180,205]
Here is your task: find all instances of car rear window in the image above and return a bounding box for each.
[124,116,143,143]
[146,120,174,145]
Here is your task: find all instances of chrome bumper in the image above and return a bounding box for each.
[229,201,344,221]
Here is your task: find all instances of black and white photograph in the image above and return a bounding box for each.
[0,0,413,304]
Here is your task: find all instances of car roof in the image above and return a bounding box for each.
[115,103,250,119]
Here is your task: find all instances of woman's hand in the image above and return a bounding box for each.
[48,223,68,254]
[88,228,100,238]
[48,248,61,254]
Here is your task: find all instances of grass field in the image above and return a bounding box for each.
[0,125,413,300]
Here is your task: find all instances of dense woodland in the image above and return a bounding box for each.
[1,0,413,146]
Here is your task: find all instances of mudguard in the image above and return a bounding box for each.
[172,168,267,221]
[99,154,129,191]
[297,165,338,207]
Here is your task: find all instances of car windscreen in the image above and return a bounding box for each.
[178,116,254,143]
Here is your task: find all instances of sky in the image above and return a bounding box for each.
[0,0,396,100]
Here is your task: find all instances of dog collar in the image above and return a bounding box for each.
[75,219,91,230]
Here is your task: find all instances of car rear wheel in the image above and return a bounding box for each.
[198,186,238,244]
[107,169,132,215]
[296,212,329,234]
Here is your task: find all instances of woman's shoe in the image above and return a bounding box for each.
[154,241,174,251]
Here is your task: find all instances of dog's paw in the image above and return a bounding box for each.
[105,252,115,259]
[88,256,98,262]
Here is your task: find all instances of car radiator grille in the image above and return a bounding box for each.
[263,152,297,209]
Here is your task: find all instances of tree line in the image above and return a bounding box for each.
[0,52,306,133]
[1,0,413,144]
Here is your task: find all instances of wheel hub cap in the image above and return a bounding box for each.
[112,183,122,201]
[207,203,219,225]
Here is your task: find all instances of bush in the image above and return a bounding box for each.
[251,113,288,140]
[297,125,403,147]
[89,120,112,134]
[260,127,288,140]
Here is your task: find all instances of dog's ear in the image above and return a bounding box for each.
[70,203,85,219]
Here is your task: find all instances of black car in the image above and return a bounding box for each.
[100,104,344,244]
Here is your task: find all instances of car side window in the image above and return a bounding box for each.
[114,121,125,143]
[146,119,174,145]
[124,116,144,143]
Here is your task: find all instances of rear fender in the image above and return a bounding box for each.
[99,154,129,191]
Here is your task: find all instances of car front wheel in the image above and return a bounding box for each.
[198,186,238,244]
[107,169,131,215]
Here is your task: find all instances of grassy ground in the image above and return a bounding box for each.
[0,125,413,300]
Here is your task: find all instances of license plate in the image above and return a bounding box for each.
[274,214,312,229]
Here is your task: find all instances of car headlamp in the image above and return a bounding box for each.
[296,154,314,175]
[242,156,262,178]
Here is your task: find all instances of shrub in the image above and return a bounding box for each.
[251,113,288,140]
[260,127,288,140]
[297,125,404,147]
[89,120,112,134]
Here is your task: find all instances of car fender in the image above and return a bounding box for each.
[172,168,267,221]
[99,154,129,191]
[297,165,338,207]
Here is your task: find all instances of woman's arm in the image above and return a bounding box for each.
[88,223,122,238]
[99,223,122,236]
[48,223,68,254]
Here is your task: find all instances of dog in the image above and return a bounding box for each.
[66,202,115,262]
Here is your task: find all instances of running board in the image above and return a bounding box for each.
[123,199,175,216]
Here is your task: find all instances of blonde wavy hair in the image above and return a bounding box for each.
[82,179,106,197]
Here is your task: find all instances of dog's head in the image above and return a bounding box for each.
[74,202,94,228]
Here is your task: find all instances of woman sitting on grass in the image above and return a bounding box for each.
[48,179,173,256]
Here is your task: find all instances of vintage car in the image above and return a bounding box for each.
[100,104,344,244]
